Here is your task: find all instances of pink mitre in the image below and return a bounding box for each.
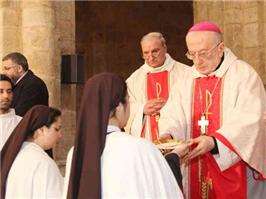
[188,21,222,33]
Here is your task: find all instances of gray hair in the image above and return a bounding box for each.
[2,52,29,72]
[140,32,166,47]
[213,32,223,43]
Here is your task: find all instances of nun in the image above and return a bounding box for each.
[1,105,64,199]
[63,73,183,199]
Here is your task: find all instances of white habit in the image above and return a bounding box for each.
[160,48,266,198]
[126,53,188,139]
[63,125,183,199]
[0,108,21,150]
[6,142,63,199]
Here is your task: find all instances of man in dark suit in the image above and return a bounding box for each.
[2,52,52,157]
[2,52,49,117]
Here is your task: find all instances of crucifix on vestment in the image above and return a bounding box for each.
[198,90,213,135]
[198,114,209,135]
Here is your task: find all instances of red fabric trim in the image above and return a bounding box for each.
[190,76,247,199]
[140,121,146,138]
[209,132,236,153]
[211,132,266,181]
[146,71,169,141]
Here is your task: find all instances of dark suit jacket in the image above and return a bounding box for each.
[11,70,49,117]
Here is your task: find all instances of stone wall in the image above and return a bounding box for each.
[194,0,266,85]
[0,0,60,106]
[0,1,21,65]
[53,1,76,172]
[76,1,194,79]
[0,0,76,173]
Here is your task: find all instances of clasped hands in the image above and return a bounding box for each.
[159,134,215,165]
[143,98,166,115]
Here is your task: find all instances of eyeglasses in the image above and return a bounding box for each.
[142,48,162,59]
[2,64,17,71]
[185,41,222,60]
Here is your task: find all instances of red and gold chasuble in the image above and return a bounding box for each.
[141,71,169,141]
[190,76,247,199]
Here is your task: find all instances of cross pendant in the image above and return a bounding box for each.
[198,114,209,135]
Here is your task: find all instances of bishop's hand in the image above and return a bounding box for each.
[187,135,215,160]
[143,98,166,115]
[171,141,190,158]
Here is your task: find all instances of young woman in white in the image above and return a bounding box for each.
[63,73,184,199]
[1,105,64,199]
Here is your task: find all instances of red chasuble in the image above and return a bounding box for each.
[141,71,169,141]
[190,76,247,199]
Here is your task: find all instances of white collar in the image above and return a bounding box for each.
[0,108,16,118]
[143,53,175,73]
[107,125,121,134]
[191,47,238,79]
[22,141,46,155]
[15,71,28,85]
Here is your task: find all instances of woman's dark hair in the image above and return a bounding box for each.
[0,74,14,89]
[109,81,127,115]
[46,107,61,127]
[67,73,127,199]
[1,105,61,199]
[26,107,61,138]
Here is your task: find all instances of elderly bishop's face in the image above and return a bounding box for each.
[186,31,224,75]
[141,38,167,68]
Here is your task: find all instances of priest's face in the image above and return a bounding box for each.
[2,59,22,83]
[186,31,224,75]
[0,80,13,114]
[42,116,62,149]
[141,38,167,68]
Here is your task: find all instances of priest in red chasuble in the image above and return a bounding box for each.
[125,32,189,141]
[160,22,266,199]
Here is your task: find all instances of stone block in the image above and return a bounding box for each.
[242,49,265,79]
[224,23,243,48]
[224,1,242,10]
[208,1,224,14]
[224,8,242,24]
[59,39,75,54]
[241,1,259,9]
[61,110,77,130]
[22,27,55,50]
[21,0,52,9]
[54,1,75,22]
[243,23,259,47]
[193,1,209,22]
[22,50,56,76]
[242,6,258,24]
[61,85,77,111]
[2,26,22,53]
[263,3,266,22]
[22,6,55,28]
[0,1,19,9]
[45,77,61,107]
[2,6,20,26]
[242,47,263,67]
